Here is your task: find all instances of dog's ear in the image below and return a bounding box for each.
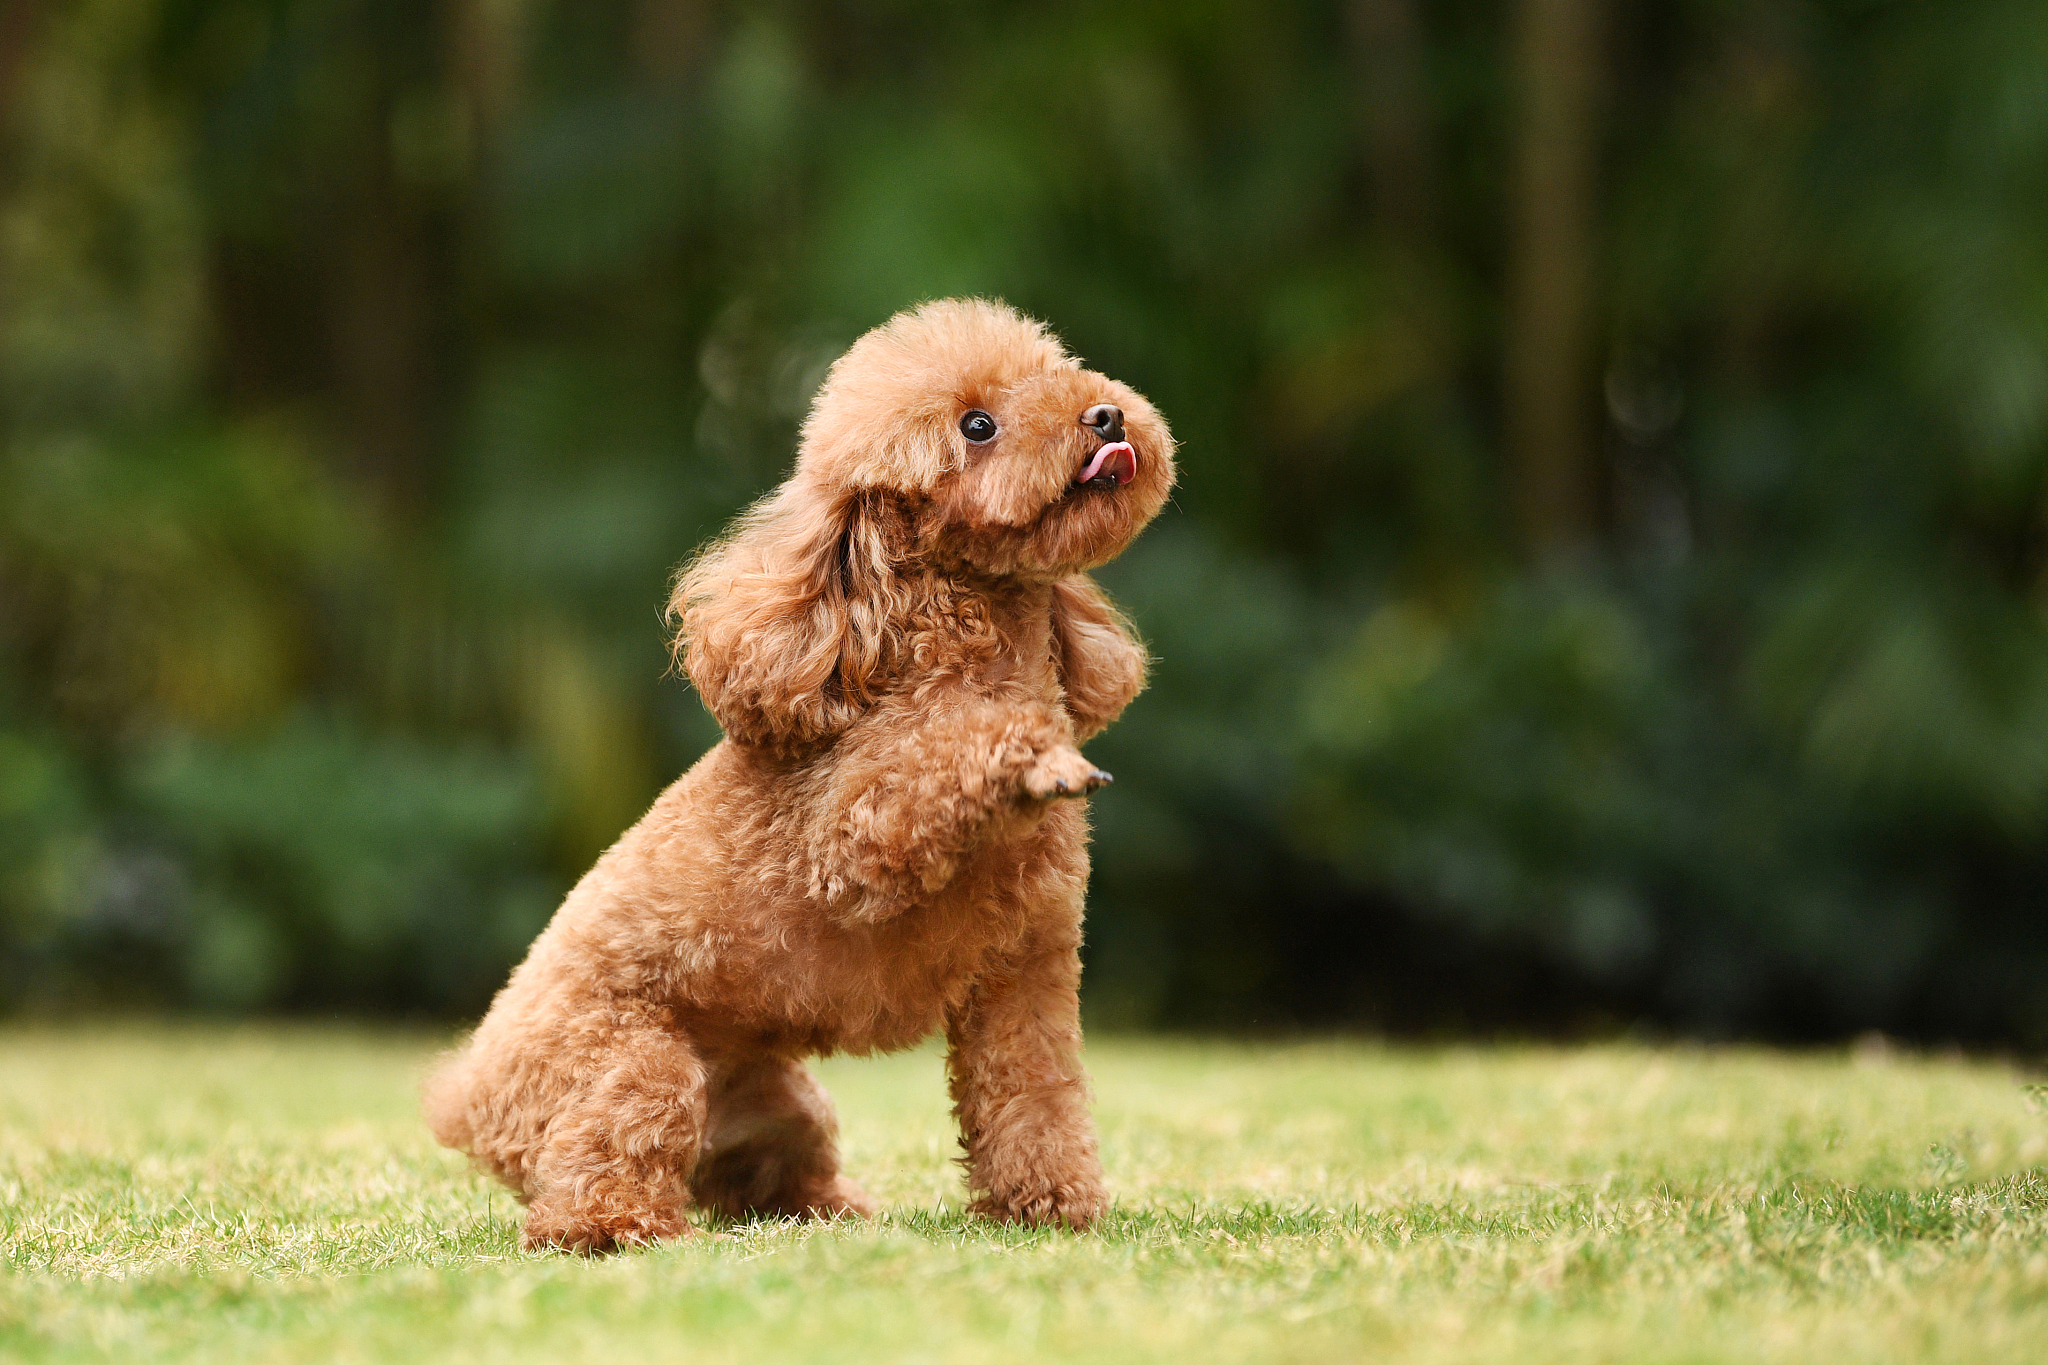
[670,484,904,748]
[1050,573,1149,741]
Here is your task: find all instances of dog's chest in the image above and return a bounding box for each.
[686,799,1083,1056]
[808,804,1085,1046]
[921,586,1061,694]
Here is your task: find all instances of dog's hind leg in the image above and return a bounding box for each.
[518,1013,708,1254]
[692,1056,877,1222]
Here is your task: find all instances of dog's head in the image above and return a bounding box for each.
[796,298,1175,576]
[672,298,1175,748]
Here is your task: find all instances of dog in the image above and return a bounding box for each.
[425,297,1175,1252]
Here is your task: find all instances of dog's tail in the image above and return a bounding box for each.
[421,1041,478,1153]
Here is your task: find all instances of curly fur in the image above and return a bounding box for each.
[424,298,1175,1252]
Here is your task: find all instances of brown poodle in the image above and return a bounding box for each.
[425,297,1175,1252]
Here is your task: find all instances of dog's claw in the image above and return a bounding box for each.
[1022,748,1113,801]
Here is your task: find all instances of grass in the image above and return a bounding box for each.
[0,1029,2045,1363]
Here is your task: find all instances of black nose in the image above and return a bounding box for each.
[1080,404,1125,443]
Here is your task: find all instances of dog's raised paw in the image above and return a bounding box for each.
[1021,747,1112,802]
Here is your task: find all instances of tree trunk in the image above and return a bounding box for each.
[1504,0,1607,559]
[1349,0,1436,242]
[329,84,437,517]
[449,0,531,143]
[632,0,710,86]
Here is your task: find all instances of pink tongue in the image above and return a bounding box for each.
[1077,441,1137,486]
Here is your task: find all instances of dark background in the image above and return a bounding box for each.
[5,0,2048,1043]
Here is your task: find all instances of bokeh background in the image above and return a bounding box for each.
[5,0,2048,1043]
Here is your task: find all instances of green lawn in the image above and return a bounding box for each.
[1,1029,2044,1363]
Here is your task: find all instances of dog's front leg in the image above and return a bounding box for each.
[944,926,1107,1230]
[807,694,1107,919]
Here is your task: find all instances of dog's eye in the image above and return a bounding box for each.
[959,410,998,445]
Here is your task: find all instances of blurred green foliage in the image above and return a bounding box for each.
[4,0,2048,1039]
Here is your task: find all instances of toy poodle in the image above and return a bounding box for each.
[425,297,1175,1252]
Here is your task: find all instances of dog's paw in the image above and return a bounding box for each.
[1021,746,1112,802]
[805,1175,880,1220]
[969,1181,1107,1231]
[520,1202,691,1256]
